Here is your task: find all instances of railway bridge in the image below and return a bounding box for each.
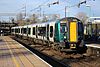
[0,22,18,36]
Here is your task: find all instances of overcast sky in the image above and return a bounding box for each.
[0,0,99,20]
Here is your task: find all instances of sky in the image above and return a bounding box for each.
[0,0,100,21]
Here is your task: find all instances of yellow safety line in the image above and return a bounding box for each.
[5,39,20,67]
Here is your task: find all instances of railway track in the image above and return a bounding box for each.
[11,36,100,67]
[12,37,69,67]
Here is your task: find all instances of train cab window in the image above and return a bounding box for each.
[78,22,84,39]
[33,27,35,35]
[50,26,53,37]
[60,23,67,33]
[28,28,31,34]
[78,23,83,33]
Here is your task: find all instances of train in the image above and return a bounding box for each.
[11,17,87,53]
[84,17,100,41]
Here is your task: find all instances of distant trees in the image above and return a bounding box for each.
[16,13,24,26]
[42,14,60,22]
[16,13,23,21]
[11,18,14,23]
[16,13,60,26]
[42,16,48,22]
[76,12,88,24]
[16,13,39,26]
[30,14,39,23]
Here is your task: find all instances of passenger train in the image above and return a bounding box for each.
[84,17,100,41]
[11,17,87,53]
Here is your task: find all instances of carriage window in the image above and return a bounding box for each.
[28,28,31,34]
[33,27,35,35]
[23,28,27,34]
[18,28,20,33]
[50,26,53,37]
[42,27,46,36]
[15,28,18,33]
[18,28,19,33]
[21,28,23,33]
[38,27,46,36]
[12,29,14,32]
[15,29,16,33]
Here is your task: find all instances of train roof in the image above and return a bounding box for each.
[12,17,81,28]
[27,20,57,26]
[12,20,57,28]
[12,26,21,28]
[60,17,80,21]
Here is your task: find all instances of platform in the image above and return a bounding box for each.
[0,36,51,67]
[86,44,100,48]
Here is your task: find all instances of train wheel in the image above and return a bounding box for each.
[47,41,51,47]
[51,43,55,50]
[77,40,87,53]
[55,44,60,51]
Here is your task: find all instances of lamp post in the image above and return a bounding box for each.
[86,5,91,17]
[65,6,70,17]
[86,5,92,36]
[65,6,67,17]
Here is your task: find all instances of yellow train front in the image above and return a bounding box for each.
[64,17,87,53]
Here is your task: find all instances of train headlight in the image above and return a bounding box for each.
[64,36,66,39]
[70,44,76,49]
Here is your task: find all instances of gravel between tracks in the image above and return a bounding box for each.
[14,37,100,67]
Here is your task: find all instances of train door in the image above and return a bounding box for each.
[60,21,67,42]
[36,25,38,38]
[47,24,49,40]
[21,27,23,36]
[68,21,78,49]
[27,26,28,36]
[49,22,55,42]
[69,21,78,43]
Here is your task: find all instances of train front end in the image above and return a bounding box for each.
[64,17,87,52]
